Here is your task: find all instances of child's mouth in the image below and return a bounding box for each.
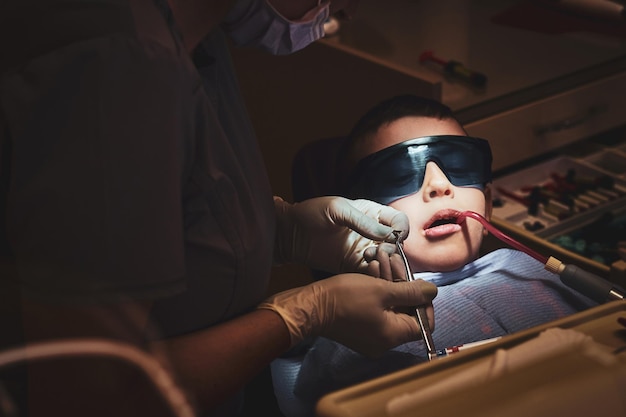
[424,210,463,237]
[428,218,458,228]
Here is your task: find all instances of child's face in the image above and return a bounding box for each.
[368,116,492,272]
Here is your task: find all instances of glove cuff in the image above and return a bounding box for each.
[257,283,324,348]
[257,292,308,349]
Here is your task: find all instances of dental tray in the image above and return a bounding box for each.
[316,300,626,417]
[489,154,626,278]
[491,155,626,238]
[582,149,626,180]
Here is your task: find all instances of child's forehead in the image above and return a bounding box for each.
[370,116,466,155]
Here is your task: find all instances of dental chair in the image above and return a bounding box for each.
[291,136,348,203]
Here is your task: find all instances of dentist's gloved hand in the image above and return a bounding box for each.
[258,273,437,357]
[362,242,405,281]
[273,196,409,274]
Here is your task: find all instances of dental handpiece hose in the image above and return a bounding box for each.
[458,211,626,304]
[545,257,625,304]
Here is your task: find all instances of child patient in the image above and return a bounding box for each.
[271,94,599,417]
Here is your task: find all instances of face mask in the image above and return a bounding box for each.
[223,0,330,55]
[345,135,493,205]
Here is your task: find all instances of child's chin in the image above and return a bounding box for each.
[421,254,472,273]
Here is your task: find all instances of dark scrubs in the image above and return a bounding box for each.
[0,0,275,414]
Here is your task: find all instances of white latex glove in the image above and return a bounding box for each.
[258,273,437,357]
[362,242,406,281]
[273,196,409,274]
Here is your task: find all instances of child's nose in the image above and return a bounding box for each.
[422,162,453,199]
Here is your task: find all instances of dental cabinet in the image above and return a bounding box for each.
[229,0,626,290]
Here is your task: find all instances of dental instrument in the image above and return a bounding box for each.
[393,231,438,361]
[419,50,487,89]
[434,336,502,358]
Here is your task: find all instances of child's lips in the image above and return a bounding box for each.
[424,222,462,238]
[423,209,463,238]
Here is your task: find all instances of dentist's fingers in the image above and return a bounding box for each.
[363,242,398,280]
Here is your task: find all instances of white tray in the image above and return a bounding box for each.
[316,301,626,417]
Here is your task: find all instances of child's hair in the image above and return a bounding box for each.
[348,95,456,142]
[336,94,462,192]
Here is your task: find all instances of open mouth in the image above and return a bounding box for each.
[427,217,458,228]
[424,210,462,230]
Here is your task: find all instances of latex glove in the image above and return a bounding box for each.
[274,196,409,274]
[362,242,406,281]
[258,273,437,357]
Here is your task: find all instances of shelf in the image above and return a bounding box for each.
[321,0,626,119]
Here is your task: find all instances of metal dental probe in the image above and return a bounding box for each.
[393,231,437,361]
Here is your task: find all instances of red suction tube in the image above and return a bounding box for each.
[456,211,548,264]
[457,210,624,304]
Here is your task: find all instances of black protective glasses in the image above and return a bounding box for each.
[345,135,492,204]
